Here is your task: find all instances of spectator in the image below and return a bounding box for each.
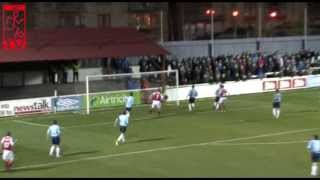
[73,61,80,83]
[62,63,68,84]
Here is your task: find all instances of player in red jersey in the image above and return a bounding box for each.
[1,132,15,171]
[149,88,163,115]
[216,84,228,112]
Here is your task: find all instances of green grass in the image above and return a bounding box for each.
[0,88,319,177]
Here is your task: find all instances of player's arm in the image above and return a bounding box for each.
[46,128,50,140]
[307,140,312,151]
[124,96,128,105]
[10,139,15,152]
[186,90,190,98]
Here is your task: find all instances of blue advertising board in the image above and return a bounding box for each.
[52,96,82,112]
[307,75,320,88]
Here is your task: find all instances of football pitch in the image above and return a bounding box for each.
[0,88,319,177]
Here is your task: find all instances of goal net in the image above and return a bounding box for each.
[85,70,180,114]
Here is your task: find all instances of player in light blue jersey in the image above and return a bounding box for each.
[125,92,134,117]
[187,84,198,111]
[307,135,320,176]
[47,120,62,158]
[272,89,282,119]
[114,110,129,146]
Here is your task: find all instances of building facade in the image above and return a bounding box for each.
[1,2,320,42]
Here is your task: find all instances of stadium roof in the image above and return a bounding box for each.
[0,27,169,63]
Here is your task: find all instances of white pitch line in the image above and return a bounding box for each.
[12,120,49,128]
[4,127,318,172]
[211,140,308,146]
[13,112,178,129]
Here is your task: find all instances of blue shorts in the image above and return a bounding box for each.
[311,152,320,162]
[51,136,60,145]
[273,102,280,108]
[120,126,127,133]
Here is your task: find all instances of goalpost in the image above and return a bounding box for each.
[85,70,180,115]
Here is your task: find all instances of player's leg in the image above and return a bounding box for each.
[126,108,131,118]
[188,100,192,111]
[150,101,155,114]
[215,98,220,111]
[7,152,14,170]
[4,161,9,171]
[49,139,56,156]
[220,98,227,112]
[157,102,161,115]
[116,127,125,145]
[311,162,318,176]
[56,145,61,158]
[311,153,319,176]
[272,108,276,118]
[54,137,61,158]
[276,106,281,119]
[3,151,13,171]
[191,98,196,110]
[121,130,126,143]
[2,152,8,171]
[218,98,224,112]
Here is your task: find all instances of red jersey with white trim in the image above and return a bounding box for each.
[219,88,227,97]
[1,136,14,151]
[152,91,162,101]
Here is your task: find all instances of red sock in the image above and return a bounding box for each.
[8,161,13,170]
[4,161,9,170]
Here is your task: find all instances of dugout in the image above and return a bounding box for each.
[0,27,169,100]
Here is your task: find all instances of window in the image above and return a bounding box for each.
[134,13,156,29]
[97,14,111,28]
[59,12,83,27]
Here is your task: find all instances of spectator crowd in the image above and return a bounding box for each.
[139,50,320,85]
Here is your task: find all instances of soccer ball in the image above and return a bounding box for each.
[162,95,168,101]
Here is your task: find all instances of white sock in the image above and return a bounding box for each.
[276,109,280,118]
[272,109,276,118]
[127,111,130,118]
[216,103,220,110]
[188,104,192,111]
[121,134,126,142]
[117,134,123,142]
[49,145,55,156]
[192,103,195,109]
[56,146,60,157]
[312,163,318,176]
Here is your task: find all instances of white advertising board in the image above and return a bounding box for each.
[13,97,52,115]
[0,101,15,117]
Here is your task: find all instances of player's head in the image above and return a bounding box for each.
[220,84,224,88]
[314,135,319,140]
[6,131,11,136]
[122,110,127,115]
[276,88,279,93]
[192,84,195,88]
[129,92,133,96]
[53,120,58,125]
